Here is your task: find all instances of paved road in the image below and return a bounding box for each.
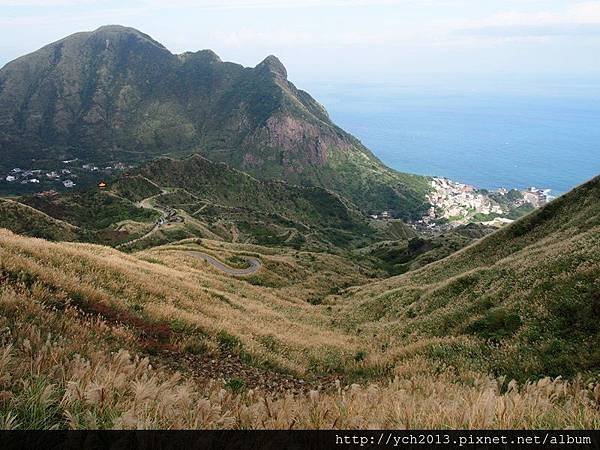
[117,190,183,249]
[186,251,262,276]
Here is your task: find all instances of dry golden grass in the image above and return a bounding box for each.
[1,175,599,429]
[0,229,370,376]
[339,219,600,380]
[0,283,598,429]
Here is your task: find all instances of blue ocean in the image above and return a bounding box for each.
[305,77,600,195]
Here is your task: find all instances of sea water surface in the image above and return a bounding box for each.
[304,77,600,195]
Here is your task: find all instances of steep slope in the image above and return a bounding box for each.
[356,226,492,276]
[0,25,430,219]
[0,198,81,241]
[343,176,600,380]
[1,230,598,429]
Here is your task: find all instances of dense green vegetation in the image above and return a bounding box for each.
[0,155,428,257]
[21,190,158,231]
[137,155,369,231]
[0,199,81,241]
[110,175,163,203]
[0,25,430,219]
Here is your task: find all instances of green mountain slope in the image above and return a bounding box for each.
[0,198,81,241]
[0,25,430,219]
[114,154,379,250]
[344,176,600,380]
[135,155,368,229]
[4,155,383,252]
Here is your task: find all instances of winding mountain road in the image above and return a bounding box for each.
[117,190,262,276]
[186,251,262,276]
[116,190,182,249]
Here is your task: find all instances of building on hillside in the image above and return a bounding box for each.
[380,211,391,219]
[523,187,548,207]
[35,190,58,198]
[98,181,107,190]
[30,178,40,183]
[5,175,15,182]
[63,180,75,188]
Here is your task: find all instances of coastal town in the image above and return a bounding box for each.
[419,177,552,228]
[368,177,553,230]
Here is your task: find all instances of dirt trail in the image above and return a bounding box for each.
[186,251,262,276]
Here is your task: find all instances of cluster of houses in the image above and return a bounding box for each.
[426,177,504,223]
[3,161,130,190]
[4,167,76,188]
[416,177,554,230]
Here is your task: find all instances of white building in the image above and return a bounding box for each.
[63,180,75,188]
[5,175,15,182]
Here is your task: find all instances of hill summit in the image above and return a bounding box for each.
[0,25,430,219]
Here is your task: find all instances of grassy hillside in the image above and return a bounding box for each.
[21,190,158,231]
[1,155,385,252]
[15,190,159,246]
[0,230,371,378]
[0,226,598,429]
[357,226,496,276]
[343,176,600,381]
[0,199,82,241]
[2,280,598,429]
[135,155,369,231]
[0,175,598,429]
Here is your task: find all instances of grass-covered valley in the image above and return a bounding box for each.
[0,159,599,429]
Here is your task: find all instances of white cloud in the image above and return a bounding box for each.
[458,1,600,28]
[0,0,98,5]
[446,1,600,42]
[138,0,463,9]
[206,2,600,49]
[209,27,434,48]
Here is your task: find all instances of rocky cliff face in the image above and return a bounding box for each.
[0,25,430,219]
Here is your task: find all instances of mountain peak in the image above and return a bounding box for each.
[94,24,136,33]
[255,55,287,79]
[179,49,222,64]
[0,26,430,219]
[89,25,168,51]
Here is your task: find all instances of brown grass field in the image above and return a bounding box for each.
[0,176,599,429]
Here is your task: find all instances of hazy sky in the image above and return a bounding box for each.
[2,0,600,84]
